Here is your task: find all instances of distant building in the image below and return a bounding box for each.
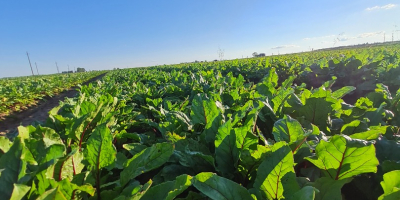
[258,53,266,57]
[62,71,74,74]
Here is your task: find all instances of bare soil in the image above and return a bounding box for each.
[0,73,106,135]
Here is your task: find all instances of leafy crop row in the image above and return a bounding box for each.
[1,44,400,199]
[0,71,106,116]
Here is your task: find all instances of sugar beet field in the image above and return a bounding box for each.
[1,43,400,200]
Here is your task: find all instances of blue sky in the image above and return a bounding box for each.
[0,0,399,78]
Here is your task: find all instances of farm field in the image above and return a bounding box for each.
[0,71,107,118]
[1,43,400,200]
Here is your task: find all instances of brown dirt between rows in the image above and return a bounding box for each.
[0,73,107,135]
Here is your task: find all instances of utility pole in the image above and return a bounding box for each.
[55,62,60,73]
[35,62,40,75]
[26,52,35,76]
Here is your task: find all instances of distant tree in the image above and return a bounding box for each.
[77,67,86,72]
[252,52,258,57]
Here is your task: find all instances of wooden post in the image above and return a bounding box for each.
[55,62,60,73]
[26,52,35,76]
[35,62,40,75]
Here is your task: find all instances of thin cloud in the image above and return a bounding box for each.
[303,35,335,41]
[271,45,299,49]
[366,4,397,11]
[357,31,384,38]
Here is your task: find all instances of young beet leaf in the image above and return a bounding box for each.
[120,142,174,186]
[83,124,116,198]
[378,170,400,200]
[192,172,253,200]
[0,137,36,199]
[309,177,351,200]
[140,174,192,200]
[305,135,379,180]
[253,142,299,200]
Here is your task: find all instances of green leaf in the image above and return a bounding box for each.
[83,124,116,170]
[340,120,368,136]
[0,137,31,199]
[379,170,400,200]
[235,123,258,152]
[288,186,318,200]
[332,86,356,99]
[310,177,351,200]
[123,143,147,156]
[36,187,67,200]
[272,115,307,146]
[192,172,253,200]
[9,184,31,200]
[296,98,333,131]
[382,161,400,173]
[238,145,270,185]
[0,136,11,156]
[215,120,239,178]
[116,179,152,200]
[56,179,95,199]
[375,137,400,162]
[253,142,299,200]
[305,135,379,180]
[141,174,192,200]
[120,142,174,186]
[190,94,220,126]
[175,191,207,200]
[349,126,387,140]
[53,148,84,181]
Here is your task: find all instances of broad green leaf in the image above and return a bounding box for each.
[253,142,299,200]
[0,137,31,199]
[263,67,278,87]
[141,174,192,200]
[375,137,400,162]
[123,143,147,156]
[173,146,215,173]
[340,120,368,136]
[36,187,67,200]
[349,126,387,140]
[0,136,11,156]
[175,191,206,200]
[379,170,400,200]
[55,179,95,199]
[238,145,270,185]
[192,172,253,200]
[288,186,318,200]
[382,161,400,173]
[331,86,356,99]
[53,148,84,181]
[273,115,306,146]
[305,135,379,180]
[215,120,239,178]
[190,94,220,126]
[9,184,30,200]
[310,177,351,200]
[116,179,152,200]
[120,142,174,186]
[296,98,333,131]
[83,124,116,170]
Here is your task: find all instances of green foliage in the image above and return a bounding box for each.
[1,44,400,199]
[0,71,105,115]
